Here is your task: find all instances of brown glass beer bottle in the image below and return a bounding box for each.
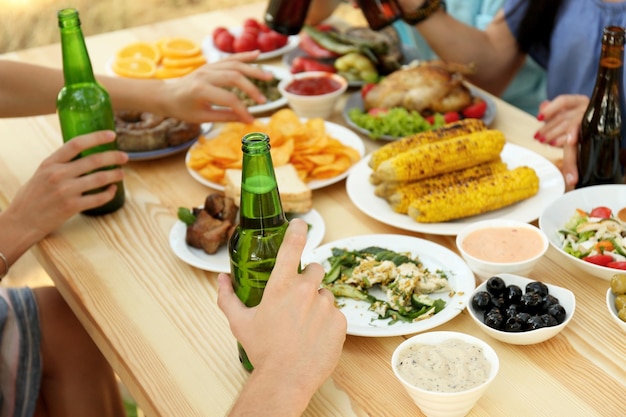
[264,0,312,36]
[577,26,626,188]
[355,0,403,30]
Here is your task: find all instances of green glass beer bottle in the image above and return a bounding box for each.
[228,132,289,372]
[56,8,125,215]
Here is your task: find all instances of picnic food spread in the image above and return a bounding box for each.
[114,111,201,152]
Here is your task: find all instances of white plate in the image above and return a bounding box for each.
[185,118,366,190]
[170,209,325,273]
[126,123,213,161]
[342,88,497,141]
[202,28,299,62]
[346,144,565,236]
[301,234,475,337]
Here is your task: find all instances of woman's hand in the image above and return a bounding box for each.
[4,131,128,244]
[534,94,588,147]
[158,51,274,124]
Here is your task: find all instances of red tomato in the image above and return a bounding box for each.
[590,206,613,219]
[462,99,488,119]
[607,261,626,270]
[361,83,376,100]
[367,108,388,116]
[214,31,235,53]
[243,18,260,30]
[258,23,271,33]
[257,32,278,52]
[268,31,288,48]
[583,254,614,266]
[426,115,435,125]
[233,33,258,52]
[212,27,229,43]
[444,111,460,123]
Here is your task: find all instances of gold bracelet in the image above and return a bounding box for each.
[401,0,446,25]
[0,252,8,280]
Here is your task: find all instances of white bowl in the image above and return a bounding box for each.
[539,184,626,280]
[606,288,626,332]
[277,71,347,119]
[456,219,549,281]
[391,331,499,417]
[467,273,575,345]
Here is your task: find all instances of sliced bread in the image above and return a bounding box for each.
[224,164,313,213]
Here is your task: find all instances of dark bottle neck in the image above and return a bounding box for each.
[58,8,96,86]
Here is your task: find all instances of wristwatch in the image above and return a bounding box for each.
[401,0,447,25]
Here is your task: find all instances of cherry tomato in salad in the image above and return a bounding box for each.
[462,99,487,119]
[443,111,460,123]
[589,206,613,219]
[583,254,614,266]
[607,261,626,270]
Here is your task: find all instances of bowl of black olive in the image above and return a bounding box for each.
[467,274,575,345]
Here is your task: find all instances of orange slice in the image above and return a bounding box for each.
[112,56,157,79]
[155,66,196,79]
[162,54,206,69]
[116,41,161,64]
[161,37,201,58]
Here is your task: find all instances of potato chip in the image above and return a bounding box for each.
[186,109,360,185]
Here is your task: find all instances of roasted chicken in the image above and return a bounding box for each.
[363,60,477,114]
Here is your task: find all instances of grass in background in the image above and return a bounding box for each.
[0,0,258,53]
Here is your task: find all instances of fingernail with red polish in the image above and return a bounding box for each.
[537,113,545,121]
[534,132,540,139]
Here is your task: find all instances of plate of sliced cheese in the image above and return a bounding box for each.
[346,140,565,236]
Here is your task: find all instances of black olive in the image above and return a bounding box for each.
[490,293,506,310]
[504,285,523,305]
[547,304,566,324]
[541,294,560,312]
[525,281,549,297]
[504,316,525,332]
[527,315,547,330]
[484,309,505,330]
[471,291,492,311]
[486,276,506,296]
[515,312,532,329]
[540,313,559,327]
[505,304,520,318]
[520,292,543,314]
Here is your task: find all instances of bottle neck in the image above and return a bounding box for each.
[239,137,286,228]
[58,10,96,85]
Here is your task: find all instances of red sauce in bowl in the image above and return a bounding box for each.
[286,76,342,95]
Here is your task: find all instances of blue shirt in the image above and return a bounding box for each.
[504,0,626,99]
[393,0,547,115]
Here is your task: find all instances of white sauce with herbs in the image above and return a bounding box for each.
[395,339,490,392]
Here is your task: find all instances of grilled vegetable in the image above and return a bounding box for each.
[386,159,508,214]
[375,129,506,182]
[334,52,378,83]
[368,118,487,170]
[407,166,540,223]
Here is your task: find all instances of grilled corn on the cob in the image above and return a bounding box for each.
[407,166,540,223]
[387,159,507,213]
[368,118,487,170]
[375,130,506,182]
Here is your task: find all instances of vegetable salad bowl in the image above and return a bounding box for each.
[538,185,626,280]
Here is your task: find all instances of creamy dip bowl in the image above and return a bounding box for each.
[456,219,549,281]
[391,331,499,417]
